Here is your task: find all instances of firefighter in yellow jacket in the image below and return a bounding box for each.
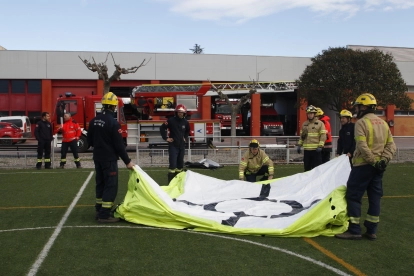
[297,105,326,171]
[239,139,274,182]
[336,93,396,241]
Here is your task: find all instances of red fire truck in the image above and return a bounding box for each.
[52,84,221,152]
[213,98,244,133]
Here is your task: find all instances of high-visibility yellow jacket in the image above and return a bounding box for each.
[239,149,274,179]
[352,113,396,166]
[298,118,326,150]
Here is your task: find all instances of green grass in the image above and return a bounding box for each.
[0,164,413,276]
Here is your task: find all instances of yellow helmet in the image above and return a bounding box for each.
[306,105,317,113]
[102,92,118,106]
[249,139,260,148]
[340,109,353,118]
[353,93,377,107]
[315,107,324,117]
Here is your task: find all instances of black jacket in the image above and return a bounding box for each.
[337,122,355,155]
[35,120,53,141]
[87,110,131,164]
[160,116,190,149]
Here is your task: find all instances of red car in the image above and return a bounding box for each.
[0,122,23,144]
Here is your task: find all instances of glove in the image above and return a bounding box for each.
[316,147,322,153]
[297,146,302,154]
[374,160,387,172]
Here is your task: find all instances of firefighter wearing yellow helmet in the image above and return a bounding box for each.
[87,91,135,223]
[297,105,326,172]
[335,93,396,241]
[238,139,274,182]
[336,109,355,163]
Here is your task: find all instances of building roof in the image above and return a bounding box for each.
[348,45,414,62]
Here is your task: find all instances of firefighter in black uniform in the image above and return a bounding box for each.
[87,92,135,223]
[336,109,356,165]
[35,112,53,169]
[160,104,190,184]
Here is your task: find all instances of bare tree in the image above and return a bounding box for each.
[79,52,150,94]
[190,44,204,54]
[211,81,257,140]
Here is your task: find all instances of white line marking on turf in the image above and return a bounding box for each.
[26,171,94,276]
[64,225,350,276]
[4,225,351,275]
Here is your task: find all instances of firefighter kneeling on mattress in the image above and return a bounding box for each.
[238,139,274,182]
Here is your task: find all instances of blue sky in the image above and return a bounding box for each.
[1,0,413,57]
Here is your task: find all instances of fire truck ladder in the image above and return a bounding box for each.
[210,81,297,94]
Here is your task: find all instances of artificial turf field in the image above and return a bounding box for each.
[0,163,413,276]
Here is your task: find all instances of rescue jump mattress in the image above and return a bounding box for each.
[115,155,351,237]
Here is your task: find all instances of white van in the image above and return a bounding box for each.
[0,116,32,142]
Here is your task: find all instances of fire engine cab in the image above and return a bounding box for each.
[53,84,221,152]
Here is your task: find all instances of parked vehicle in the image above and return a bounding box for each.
[0,122,23,144]
[0,116,32,142]
[52,84,221,152]
[260,105,284,136]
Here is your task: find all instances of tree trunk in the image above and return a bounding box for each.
[103,80,111,95]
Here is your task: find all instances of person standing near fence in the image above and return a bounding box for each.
[160,104,190,185]
[336,109,355,165]
[335,93,396,241]
[316,107,332,164]
[35,112,53,169]
[87,92,135,223]
[239,139,274,182]
[297,105,326,172]
[58,113,82,169]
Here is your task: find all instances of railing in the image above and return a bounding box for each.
[1,136,413,169]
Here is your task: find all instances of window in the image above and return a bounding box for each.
[28,80,41,94]
[394,110,414,116]
[0,80,8,93]
[28,111,42,125]
[12,111,26,116]
[374,110,385,116]
[0,111,9,116]
[11,80,25,94]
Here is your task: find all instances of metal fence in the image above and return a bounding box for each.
[1,136,413,169]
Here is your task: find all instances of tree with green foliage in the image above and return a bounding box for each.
[297,47,412,112]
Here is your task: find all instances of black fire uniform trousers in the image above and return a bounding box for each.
[168,144,185,171]
[245,165,269,183]
[36,140,51,169]
[94,160,119,219]
[60,140,80,166]
[346,165,383,235]
[303,150,322,172]
[321,149,332,164]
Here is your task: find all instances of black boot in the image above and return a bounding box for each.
[168,172,177,185]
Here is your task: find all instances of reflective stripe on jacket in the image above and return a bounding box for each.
[298,118,326,150]
[352,113,396,166]
[239,149,274,178]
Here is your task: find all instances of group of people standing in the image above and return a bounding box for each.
[237,93,396,241]
[34,92,396,239]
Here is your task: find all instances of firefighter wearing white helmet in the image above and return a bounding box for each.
[336,109,356,163]
[160,104,190,184]
[238,139,274,182]
[297,105,326,172]
[335,93,396,241]
[87,92,135,223]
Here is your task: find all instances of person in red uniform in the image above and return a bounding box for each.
[316,107,332,164]
[58,113,82,168]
